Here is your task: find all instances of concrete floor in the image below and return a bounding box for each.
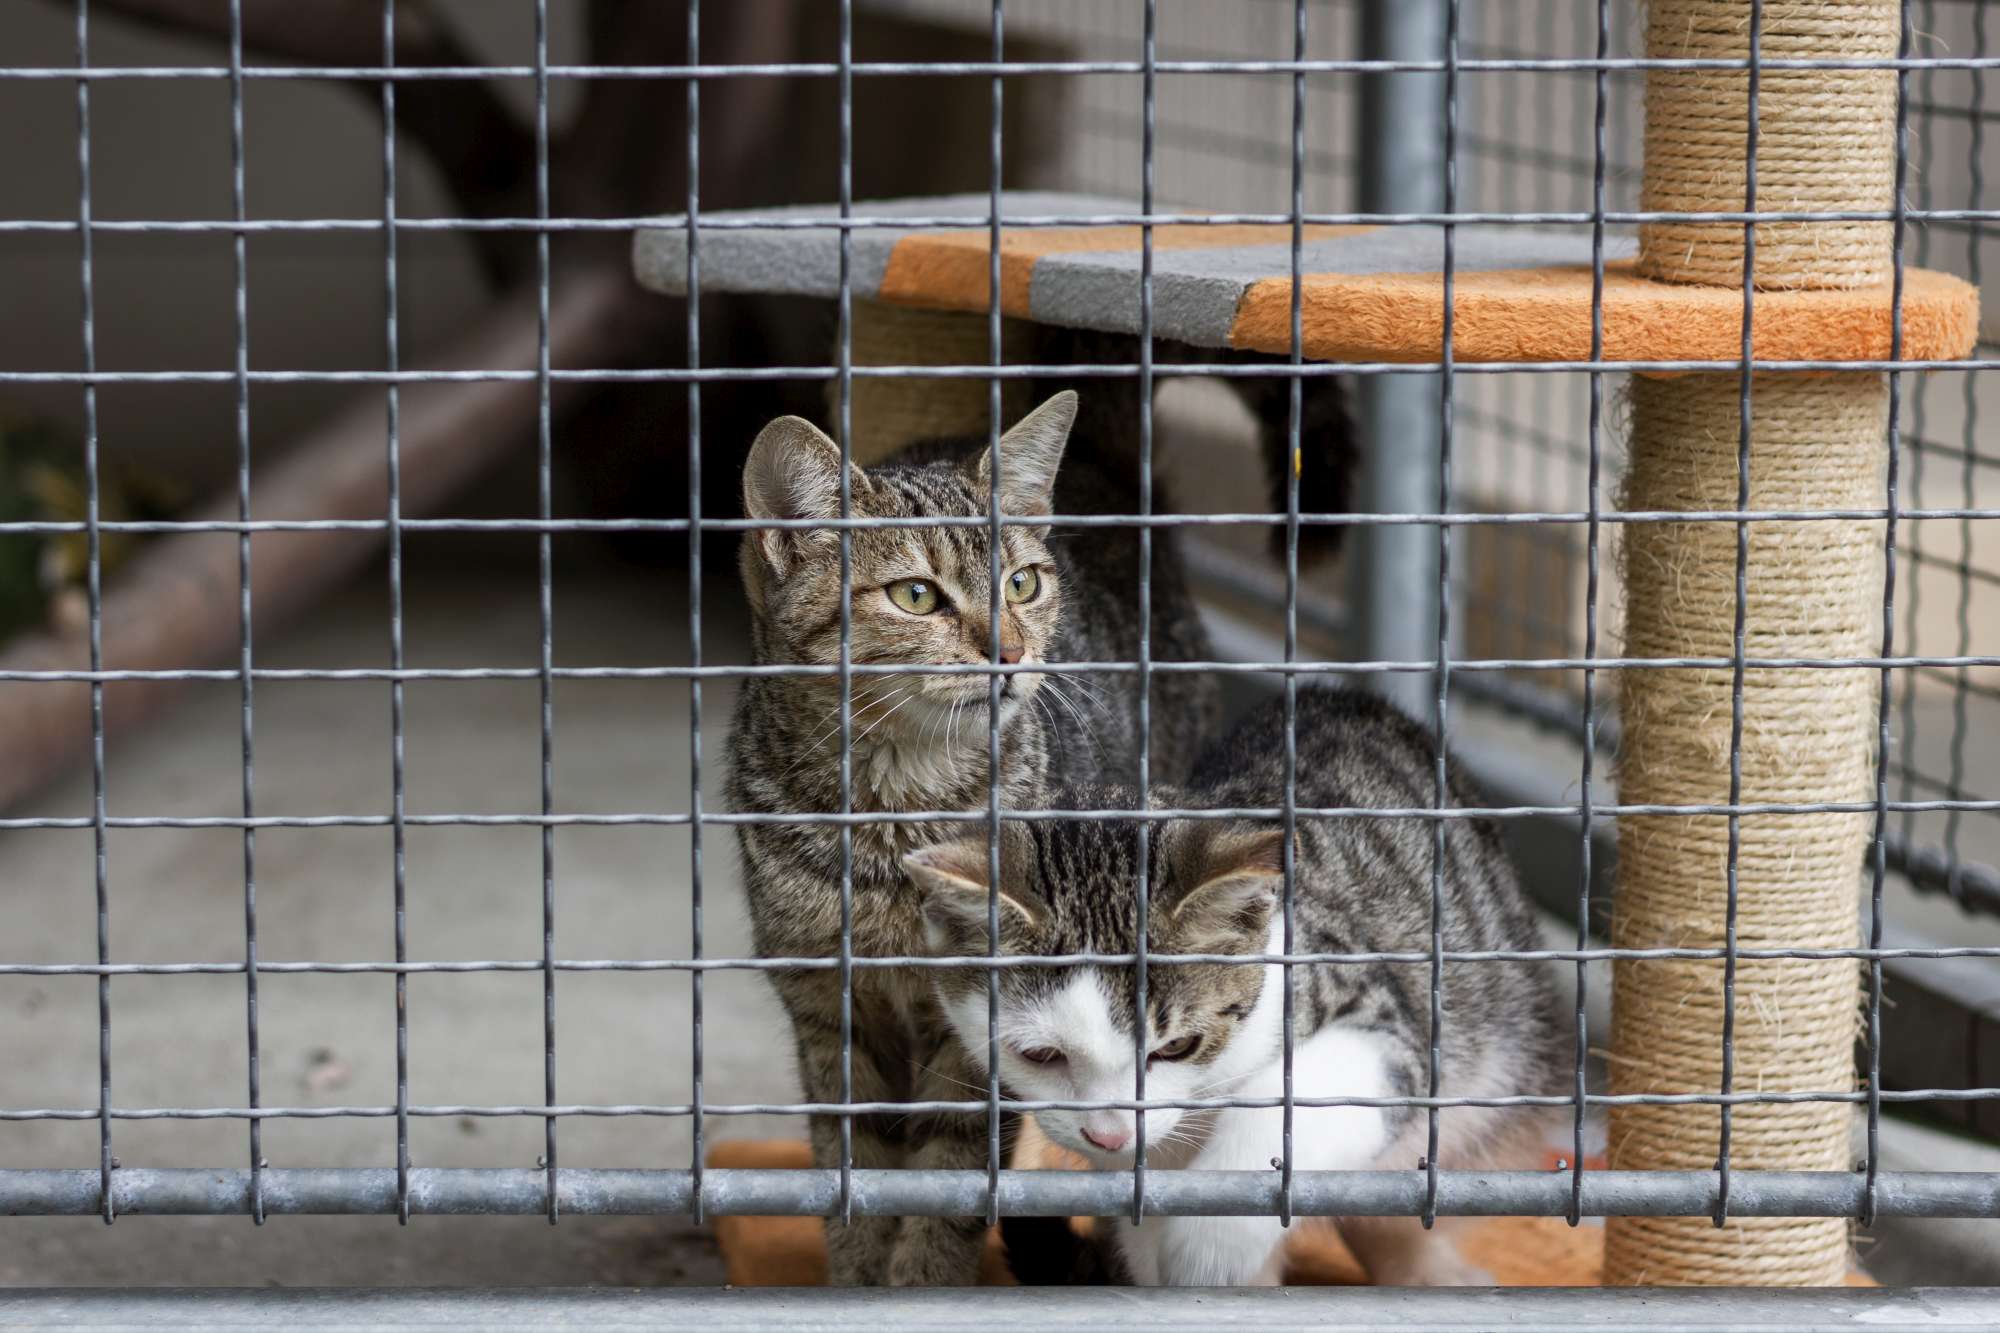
[1,542,772,1285]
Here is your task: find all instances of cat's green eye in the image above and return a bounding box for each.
[1016,1045,1066,1066]
[1150,1033,1201,1063]
[886,578,943,615]
[1005,566,1042,605]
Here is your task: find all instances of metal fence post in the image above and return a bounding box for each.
[1350,1,1447,714]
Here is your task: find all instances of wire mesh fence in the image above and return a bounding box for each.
[0,0,1997,1303]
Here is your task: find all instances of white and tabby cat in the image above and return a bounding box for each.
[906,688,1566,1287]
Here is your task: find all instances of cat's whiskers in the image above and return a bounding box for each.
[1045,670,1107,717]
[1044,668,1111,709]
[794,680,899,741]
[1063,668,1111,700]
[918,689,947,759]
[1037,678,1103,757]
[914,1060,997,1099]
[1034,689,1103,774]
[1141,1125,1208,1154]
[878,1060,1012,1135]
[772,684,911,784]
[1030,694,1064,751]
[944,695,965,771]
[851,689,921,748]
[1034,674,1077,718]
[779,685,900,769]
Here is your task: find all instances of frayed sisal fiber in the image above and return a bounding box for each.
[1639,1,1900,290]
[1610,0,1899,1287]
[1607,373,1885,1287]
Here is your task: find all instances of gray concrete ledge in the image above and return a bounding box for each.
[5,1285,1999,1331]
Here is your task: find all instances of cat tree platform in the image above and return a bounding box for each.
[635,179,1972,1291]
[631,191,1977,366]
[701,1139,1876,1289]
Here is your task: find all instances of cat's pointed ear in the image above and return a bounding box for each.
[904,832,1045,954]
[1163,824,1291,947]
[743,415,866,575]
[978,390,1076,531]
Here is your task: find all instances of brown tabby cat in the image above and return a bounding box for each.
[725,391,1217,1285]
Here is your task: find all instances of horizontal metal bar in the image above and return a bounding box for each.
[0,793,1995,833]
[8,1286,1999,1331]
[1888,761,1998,806]
[1455,673,2000,917]
[6,940,1997,978]
[5,55,2000,79]
[7,206,2000,232]
[0,505,1991,536]
[3,1167,1997,1219]
[1896,840,2000,919]
[4,799,1998,832]
[1907,547,2000,596]
[5,1089,1998,1123]
[1,651,1998,687]
[1451,681,2000,1168]
[3,653,1998,685]
[0,359,1994,385]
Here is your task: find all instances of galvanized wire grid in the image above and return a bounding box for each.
[3,0,2000,1236]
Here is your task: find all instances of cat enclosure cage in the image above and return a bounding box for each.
[1,0,1998,1324]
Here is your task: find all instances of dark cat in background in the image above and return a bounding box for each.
[1033,326,1357,565]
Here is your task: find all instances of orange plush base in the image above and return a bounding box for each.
[705,1140,1874,1289]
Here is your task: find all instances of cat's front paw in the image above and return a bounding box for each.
[883,1216,990,1287]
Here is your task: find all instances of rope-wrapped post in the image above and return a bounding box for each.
[1607,0,1897,1287]
[1611,375,1883,1286]
[1638,0,1899,290]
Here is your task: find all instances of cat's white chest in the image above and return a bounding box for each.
[1105,936,1405,1286]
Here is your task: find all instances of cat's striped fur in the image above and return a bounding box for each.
[725,391,1217,1286]
[909,688,1567,1287]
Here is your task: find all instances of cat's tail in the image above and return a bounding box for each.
[1221,348,1358,567]
[999,1215,1123,1286]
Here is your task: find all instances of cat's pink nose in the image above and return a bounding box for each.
[1082,1125,1130,1152]
[998,642,1024,665]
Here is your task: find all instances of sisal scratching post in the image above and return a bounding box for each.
[1609,376,1883,1287]
[1607,0,1896,1287]
[1637,0,1899,290]
[842,299,1034,465]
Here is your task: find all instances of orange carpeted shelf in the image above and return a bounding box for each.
[703,1140,1872,1289]
[634,194,1981,368]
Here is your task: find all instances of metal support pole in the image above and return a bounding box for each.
[8,1286,2000,1330]
[5,1166,2000,1220]
[1350,1,1447,716]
